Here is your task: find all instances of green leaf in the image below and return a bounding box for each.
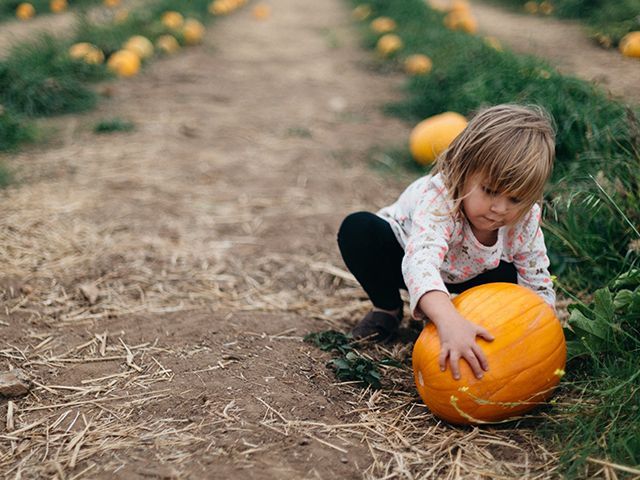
[592,288,615,324]
[614,289,635,310]
[568,308,610,342]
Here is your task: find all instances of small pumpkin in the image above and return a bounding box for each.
[16,3,35,20]
[103,0,120,7]
[539,0,554,15]
[352,4,372,21]
[252,3,271,20]
[155,34,180,55]
[409,111,467,165]
[443,11,478,34]
[619,31,640,58]
[370,16,396,34]
[107,49,141,77]
[50,0,67,13]
[376,34,403,57]
[162,11,184,30]
[523,1,538,14]
[412,283,566,424]
[123,35,154,60]
[69,42,105,64]
[209,0,230,15]
[404,54,432,75]
[183,19,206,45]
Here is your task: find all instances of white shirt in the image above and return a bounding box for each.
[377,173,556,319]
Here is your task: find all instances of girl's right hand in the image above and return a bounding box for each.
[435,311,494,380]
[417,291,494,380]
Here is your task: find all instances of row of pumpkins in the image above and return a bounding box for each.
[16,0,126,19]
[69,11,208,77]
[352,3,486,166]
[65,0,261,78]
[353,2,503,77]
[15,0,269,20]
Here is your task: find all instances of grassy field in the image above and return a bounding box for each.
[486,0,640,46]
[351,0,639,476]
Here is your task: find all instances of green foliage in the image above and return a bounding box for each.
[93,117,134,133]
[0,162,12,188]
[0,106,34,151]
[329,351,384,389]
[0,34,107,117]
[565,274,640,360]
[303,330,353,354]
[547,270,640,473]
[305,330,403,389]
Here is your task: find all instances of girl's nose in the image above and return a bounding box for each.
[491,196,509,214]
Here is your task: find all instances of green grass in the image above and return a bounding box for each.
[0,106,34,151]
[0,34,107,117]
[485,0,640,46]
[93,117,134,133]
[548,269,640,476]
[350,0,640,475]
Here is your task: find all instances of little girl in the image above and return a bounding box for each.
[337,104,556,381]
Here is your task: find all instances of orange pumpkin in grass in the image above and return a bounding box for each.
[404,54,433,75]
[50,0,67,13]
[16,2,35,19]
[409,111,467,165]
[412,283,566,424]
[619,31,640,58]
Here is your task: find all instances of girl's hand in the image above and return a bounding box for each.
[435,311,494,380]
[418,290,495,380]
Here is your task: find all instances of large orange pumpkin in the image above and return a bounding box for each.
[409,111,467,165]
[412,283,566,424]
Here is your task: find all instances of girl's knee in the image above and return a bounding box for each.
[337,211,376,246]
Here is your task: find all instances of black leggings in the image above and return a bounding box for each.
[337,211,517,311]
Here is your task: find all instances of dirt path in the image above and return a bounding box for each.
[0,1,565,478]
[472,0,640,104]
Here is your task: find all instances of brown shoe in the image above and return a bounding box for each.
[351,310,402,342]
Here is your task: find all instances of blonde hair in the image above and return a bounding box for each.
[434,103,555,222]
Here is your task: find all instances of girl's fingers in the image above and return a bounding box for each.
[471,343,490,372]
[462,349,484,379]
[477,326,495,342]
[449,352,461,380]
[439,346,449,372]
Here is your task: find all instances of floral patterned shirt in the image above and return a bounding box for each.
[377,173,555,319]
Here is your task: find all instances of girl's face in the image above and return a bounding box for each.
[461,175,524,234]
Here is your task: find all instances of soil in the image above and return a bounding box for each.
[0,0,632,478]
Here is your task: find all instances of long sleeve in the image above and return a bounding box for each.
[511,204,556,307]
[401,188,456,319]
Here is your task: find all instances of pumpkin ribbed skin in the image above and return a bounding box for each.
[412,283,566,424]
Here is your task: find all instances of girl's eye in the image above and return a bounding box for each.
[509,196,522,204]
[482,186,497,196]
